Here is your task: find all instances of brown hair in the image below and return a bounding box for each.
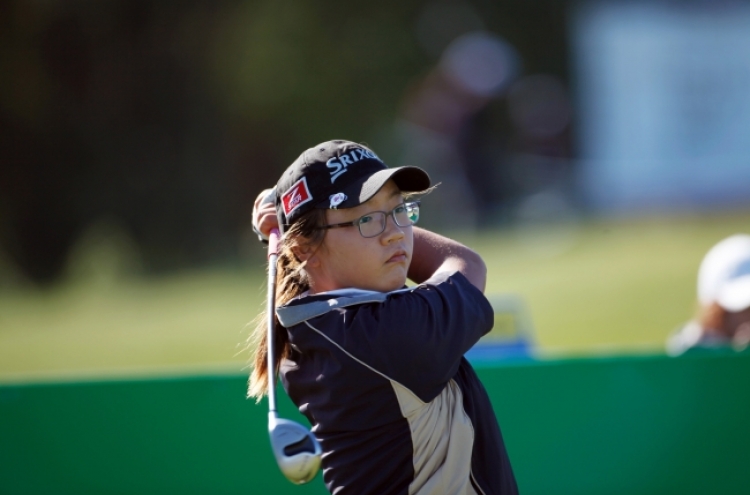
[247,208,327,401]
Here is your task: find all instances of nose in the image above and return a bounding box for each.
[381,213,405,244]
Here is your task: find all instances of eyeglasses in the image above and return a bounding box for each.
[319,201,421,238]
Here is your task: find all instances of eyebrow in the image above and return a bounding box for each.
[342,188,403,220]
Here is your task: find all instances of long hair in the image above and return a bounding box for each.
[247,208,327,401]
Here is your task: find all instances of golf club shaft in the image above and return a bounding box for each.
[267,228,281,417]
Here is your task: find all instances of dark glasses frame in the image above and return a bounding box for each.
[318,201,421,238]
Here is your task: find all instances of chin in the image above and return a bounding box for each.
[380,275,408,292]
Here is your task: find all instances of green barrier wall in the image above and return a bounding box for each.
[2,352,749,495]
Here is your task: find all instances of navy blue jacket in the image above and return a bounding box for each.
[276,271,518,495]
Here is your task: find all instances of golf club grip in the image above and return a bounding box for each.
[267,228,280,259]
[267,228,281,414]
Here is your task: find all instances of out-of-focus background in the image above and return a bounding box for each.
[2,0,750,380]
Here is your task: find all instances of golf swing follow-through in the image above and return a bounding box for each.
[249,140,518,494]
[266,227,322,484]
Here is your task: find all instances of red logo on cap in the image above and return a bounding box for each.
[281,177,313,217]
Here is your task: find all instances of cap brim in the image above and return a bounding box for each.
[359,166,431,202]
[717,276,750,312]
[316,166,431,209]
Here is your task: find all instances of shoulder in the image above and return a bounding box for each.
[666,320,730,356]
[281,272,495,400]
[406,271,493,317]
[276,271,490,328]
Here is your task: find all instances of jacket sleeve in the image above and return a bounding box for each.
[328,271,494,403]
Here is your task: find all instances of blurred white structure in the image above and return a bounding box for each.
[573,2,750,213]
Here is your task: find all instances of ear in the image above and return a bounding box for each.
[291,243,320,268]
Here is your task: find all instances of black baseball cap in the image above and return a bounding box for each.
[275,140,431,234]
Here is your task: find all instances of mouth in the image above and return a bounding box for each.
[387,249,408,264]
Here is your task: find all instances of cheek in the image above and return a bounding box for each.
[405,228,415,254]
[322,232,369,264]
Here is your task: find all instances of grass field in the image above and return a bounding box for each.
[1,209,749,382]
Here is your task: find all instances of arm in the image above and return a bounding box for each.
[407,226,487,293]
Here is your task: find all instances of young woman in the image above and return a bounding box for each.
[249,140,518,494]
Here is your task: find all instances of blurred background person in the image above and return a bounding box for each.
[387,0,576,234]
[667,234,750,355]
[393,29,521,231]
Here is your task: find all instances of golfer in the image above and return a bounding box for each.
[249,139,518,494]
